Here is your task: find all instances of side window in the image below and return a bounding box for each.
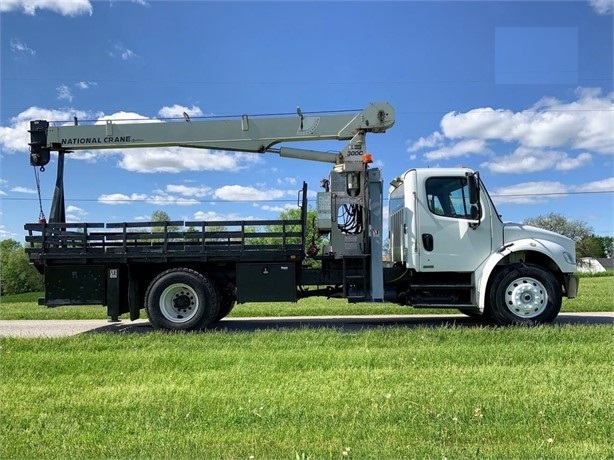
[389,187,405,215]
[426,177,480,220]
[429,195,445,216]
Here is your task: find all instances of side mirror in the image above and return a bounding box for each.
[470,204,480,220]
[467,172,480,205]
[466,172,481,229]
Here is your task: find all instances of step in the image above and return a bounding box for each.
[412,303,476,309]
[410,283,473,290]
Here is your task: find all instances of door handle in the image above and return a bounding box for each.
[422,233,434,252]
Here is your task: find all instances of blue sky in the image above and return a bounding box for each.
[1,0,613,241]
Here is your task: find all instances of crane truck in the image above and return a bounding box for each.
[25,102,578,331]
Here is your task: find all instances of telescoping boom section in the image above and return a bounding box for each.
[29,102,395,167]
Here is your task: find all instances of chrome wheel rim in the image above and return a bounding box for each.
[159,283,199,323]
[504,276,548,318]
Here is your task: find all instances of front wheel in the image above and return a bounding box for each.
[488,264,561,325]
[145,268,220,331]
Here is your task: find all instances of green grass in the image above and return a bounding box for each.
[1,274,612,320]
[1,275,612,458]
[1,326,612,459]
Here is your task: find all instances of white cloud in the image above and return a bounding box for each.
[411,88,614,165]
[214,185,287,201]
[260,203,298,213]
[0,225,18,240]
[440,89,614,154]
[489,176,614,206]
[165,184,212,197]
[122,49,137,60]
[234,152,264,165]
[490,181,568,205]
[589,0,614,15]
[424,139,490,161]
[555,152,593,171]
[98,193,148,205]
[118,147,253,173]
[276,177,297,185]
[0,0,93,16]
[76,81,97,90]
[407,132,444,152]
[575,176,614,193]
[10,186,37,194]
[192,210,257,221]
[95,111,155,124]
[98,190,202,207]
[480,147,592,173]
[10,38,35,56]
[56,84,73,102]
[69,151,99,162]
[108,42,138,60]
[158,105,203,119]
[110,0,149,6]
[146,194,199,206]
[66,205,88,222]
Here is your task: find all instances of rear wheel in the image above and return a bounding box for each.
[145,268,220,331]
[489,264,561,325]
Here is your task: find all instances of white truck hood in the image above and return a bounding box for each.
[503,223,576,255]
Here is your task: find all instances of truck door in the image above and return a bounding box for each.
[417,176,493,272]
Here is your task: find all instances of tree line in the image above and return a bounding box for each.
[1,212,611,296]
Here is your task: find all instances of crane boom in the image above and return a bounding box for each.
[29,102,394,168]
[28,102,394,224]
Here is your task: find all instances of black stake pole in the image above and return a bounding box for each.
[49,150,66,224]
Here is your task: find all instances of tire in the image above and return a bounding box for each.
[145,268,220,331]
[488,264,561,326]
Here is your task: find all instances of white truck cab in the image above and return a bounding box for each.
[389,167,578,324]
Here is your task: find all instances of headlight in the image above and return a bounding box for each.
[563,251,576,265]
